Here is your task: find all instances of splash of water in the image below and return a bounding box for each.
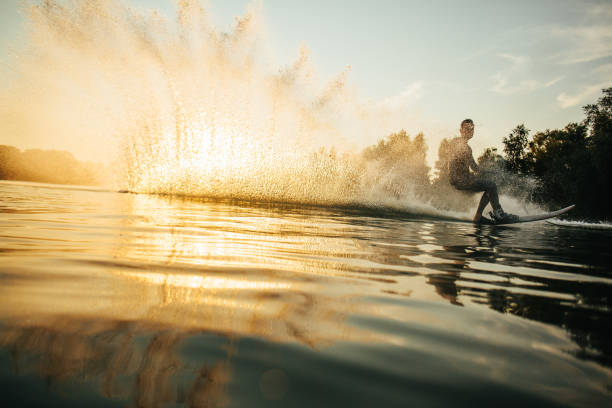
[2,0,513,216]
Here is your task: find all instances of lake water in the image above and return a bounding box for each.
[1,180,611,407]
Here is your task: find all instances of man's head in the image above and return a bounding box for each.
[460,119,474,139]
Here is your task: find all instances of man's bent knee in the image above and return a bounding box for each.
[478,179,497,191]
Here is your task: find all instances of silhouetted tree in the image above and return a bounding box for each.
[433,138,451,183]
[503,124,530,173]
[477,147,504,172]
[363,129,430,187]
[583,87,612,217]
[526,123,593,214]
[361,130,431,199]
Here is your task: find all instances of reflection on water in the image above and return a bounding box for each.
[0,181,611,407]
[1,321,234,408]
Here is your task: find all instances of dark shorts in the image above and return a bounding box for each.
[451,177,497,193]
[451,176,501,211]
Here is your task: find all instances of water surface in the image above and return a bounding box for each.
[1,180,611,407]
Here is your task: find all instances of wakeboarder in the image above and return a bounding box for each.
[448,119,518,224]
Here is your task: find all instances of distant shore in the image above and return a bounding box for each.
[0,145,103,186]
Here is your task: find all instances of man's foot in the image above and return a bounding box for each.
[474,216,495,225]
[492,208,504,220]
[473,213,496,224]
[491,209,519,223]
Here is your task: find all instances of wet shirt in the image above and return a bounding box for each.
[448,137,477,185]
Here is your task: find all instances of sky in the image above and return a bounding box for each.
[1,0,611,162]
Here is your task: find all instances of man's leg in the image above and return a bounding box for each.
[453,178,506,222]
[476,179,519,221]
[474,192,490,222]
[477,180,501,211]
[456,178,496,221]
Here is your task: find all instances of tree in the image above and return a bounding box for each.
[583,87,612,216]
[0,145,22,180]
[362,130,431,198]
[477,147,504,172]
[503,124,530,173]
[527,123,594,214]
[433,138,451,183]
[362,129,430,186]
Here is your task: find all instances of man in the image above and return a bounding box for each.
[448,119,517,223]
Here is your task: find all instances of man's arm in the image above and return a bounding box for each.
[468,146,479,173]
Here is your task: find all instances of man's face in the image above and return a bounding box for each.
[461,123,474,139]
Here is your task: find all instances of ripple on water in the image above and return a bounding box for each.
[1,181,611,407]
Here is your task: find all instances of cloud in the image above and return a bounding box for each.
[492,75,537,95]
[543,77,563,87]
[557,83,608,109]
[497,53,528,67]
[489,53,562,95]
[549,25,612,64]
[591,63,612,76]
[456,45,498,64]
[544,3,612,65]
[378,81,424,109]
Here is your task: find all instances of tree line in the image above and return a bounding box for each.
[0,145,103,186]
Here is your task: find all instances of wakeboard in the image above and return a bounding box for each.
[477,204,575,225]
